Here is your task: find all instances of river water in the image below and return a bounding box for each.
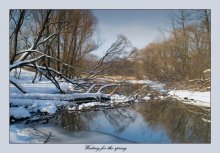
[10,82,210,144]
[30,99,210,144]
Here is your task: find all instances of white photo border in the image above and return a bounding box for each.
[1,0,219,153]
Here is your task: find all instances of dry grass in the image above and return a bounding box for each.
[167,78,211,91]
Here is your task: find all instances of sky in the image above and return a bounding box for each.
[92,10,173,57]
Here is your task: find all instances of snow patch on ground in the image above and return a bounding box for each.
[10,124,45,143]
[39,103,57,114]
[111,94,133,103]
[10,106,31,119]
[111,94,128,100]
[202,118,211,123]
[10,99,69,120]
[143,96,151,101]
[168,90,210,107]
[78,102,109,110]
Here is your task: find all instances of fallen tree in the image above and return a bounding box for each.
[9,10,130,113]
[10,35,129,95]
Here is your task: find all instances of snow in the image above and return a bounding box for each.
[10,125,33,143]
[143,96,151,101]
[10,77,27,92]
[203,69,211,73]
[78,102,109,110]
[10,55,45,70]
[67,94,135,111]
[10,69,66,116]
[10,106,31,119]
[126,80,166,93]
[10,68,72,94]
[10,68,211,113]
[67,106,77,111]
[10,80,71,94]
[168,90,210,107]
[10,124,45,143]
[10,69,134,116]
[39,102,57,114]
[10,99,68,114]
[111,94,133,103]
[10,123,132,144]
[127,79,210,107]
[10,99,67,107]
[10,93,109,101]
[9,68,211,143]
[202,118,211,123]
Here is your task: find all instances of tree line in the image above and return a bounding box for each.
[136,10,211,82]
[90,10,211,83]
[10,9,211,85]
[102,10,211,82]
[10,9,129,81]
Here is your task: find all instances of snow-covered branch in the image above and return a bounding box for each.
[97,84,120,93]
[35,33,58,48]
[25,64,87,91]
[10,55,45,71]
[15,49,75,70]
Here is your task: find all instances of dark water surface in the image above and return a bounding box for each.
[47,100,210,144]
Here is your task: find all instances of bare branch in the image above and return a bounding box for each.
[15,49,75,70]
[44,132,52,144]
[10,55,45,71]
[98,84,120,93]
[10,78,27,93]
[86,35,129,78]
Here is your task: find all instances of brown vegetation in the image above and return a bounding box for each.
[10,9,211,92]
[136,10,211,85]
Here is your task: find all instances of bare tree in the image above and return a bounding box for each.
[59,10,99,78]
[86,35,130,79]
[10,9,129,95]
[137,9,211,83]
[10,10,26,64]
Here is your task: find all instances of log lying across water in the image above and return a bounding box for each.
[10,93,111,102]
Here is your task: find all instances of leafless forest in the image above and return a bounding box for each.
[10,10,210,91]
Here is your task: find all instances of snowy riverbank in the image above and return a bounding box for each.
[10,69,211,120]
[168,90,210,107]
[124,79,210,107]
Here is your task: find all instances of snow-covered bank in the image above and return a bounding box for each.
[10,106,31,119]
[126,78,211,107]
[9,69,125,119]
[9,69,211,144]
[10,68,211,122]
[10,98,69,117]
[168,90,210,107]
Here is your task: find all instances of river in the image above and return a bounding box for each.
[13,99,210,144]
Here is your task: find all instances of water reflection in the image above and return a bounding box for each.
[136,100,211,143]
[59,111,97,131]
[60,107,136,133]
[57,99,210,143]
[102,108,136,133]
